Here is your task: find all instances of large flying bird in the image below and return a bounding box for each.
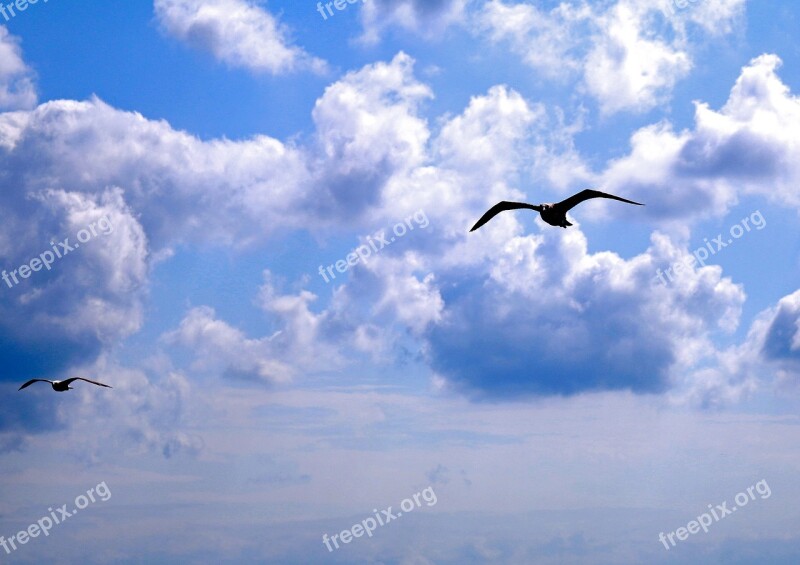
[18,377,112,392]
[470,189,643,231]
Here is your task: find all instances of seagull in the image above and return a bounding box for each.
[18,377,112,392]
[470,189,644,231]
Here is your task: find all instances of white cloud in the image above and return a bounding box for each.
[0,52,442,385]
[163,272,365,383]
[743,289,800,384]
[584,2,692,114]
[476,0,745,114]
[309,52,433,221]
[154,0,326,74]
[0,96,311,247]
[0,26,36,110]
[668,285,800,408]
[0,186,148,379]
[246,75,751,403]
[600,54,800,220]
[419,223,746,400]
[163,305,295,384]
[667,0,746,36]
[476,0,592,78]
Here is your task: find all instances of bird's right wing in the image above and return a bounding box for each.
[554,189,643,212]
[469,201,542,232]
[18,379,48,391]
[65,377,112,388]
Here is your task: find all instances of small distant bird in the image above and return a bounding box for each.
[470,189,643,231]
[18,377,112,392]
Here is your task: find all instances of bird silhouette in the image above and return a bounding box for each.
[470,189,643,231]
[18,377,112,392]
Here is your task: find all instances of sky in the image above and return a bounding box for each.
[1,0,800,563]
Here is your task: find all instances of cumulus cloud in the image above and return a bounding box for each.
[0,52,433,249]
[476,0,592,78]
[0,26,36,111]
[0,187,148,381]
[601,54,800,221]
[154,0,326,74]
[716,289,800,402]
[164,272,372,384]
[476,0,745,114]
[309,52,433,220]
[0,51,440,267]
[277,58,776,404]
[0,96,311,248]
[761,290,800,367]
[423,226,745,399]
[142,60,742,403]
[164,305,295,384]
[250,73,750,403]
[584,2,692,114]
[0,52,440,387]
[668,287,800,408]
[666,0,746,36]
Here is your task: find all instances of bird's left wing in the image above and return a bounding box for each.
[64,377,112,388]
[469,201,542,232]
[18,379,48,391]
[555,189,643,212]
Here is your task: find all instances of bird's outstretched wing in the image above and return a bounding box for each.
[18,379,51,391]
[469,201,543,232]
[62,377,112,389]
[554,189,643,212]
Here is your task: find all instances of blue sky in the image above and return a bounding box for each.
[1,0,800,563]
